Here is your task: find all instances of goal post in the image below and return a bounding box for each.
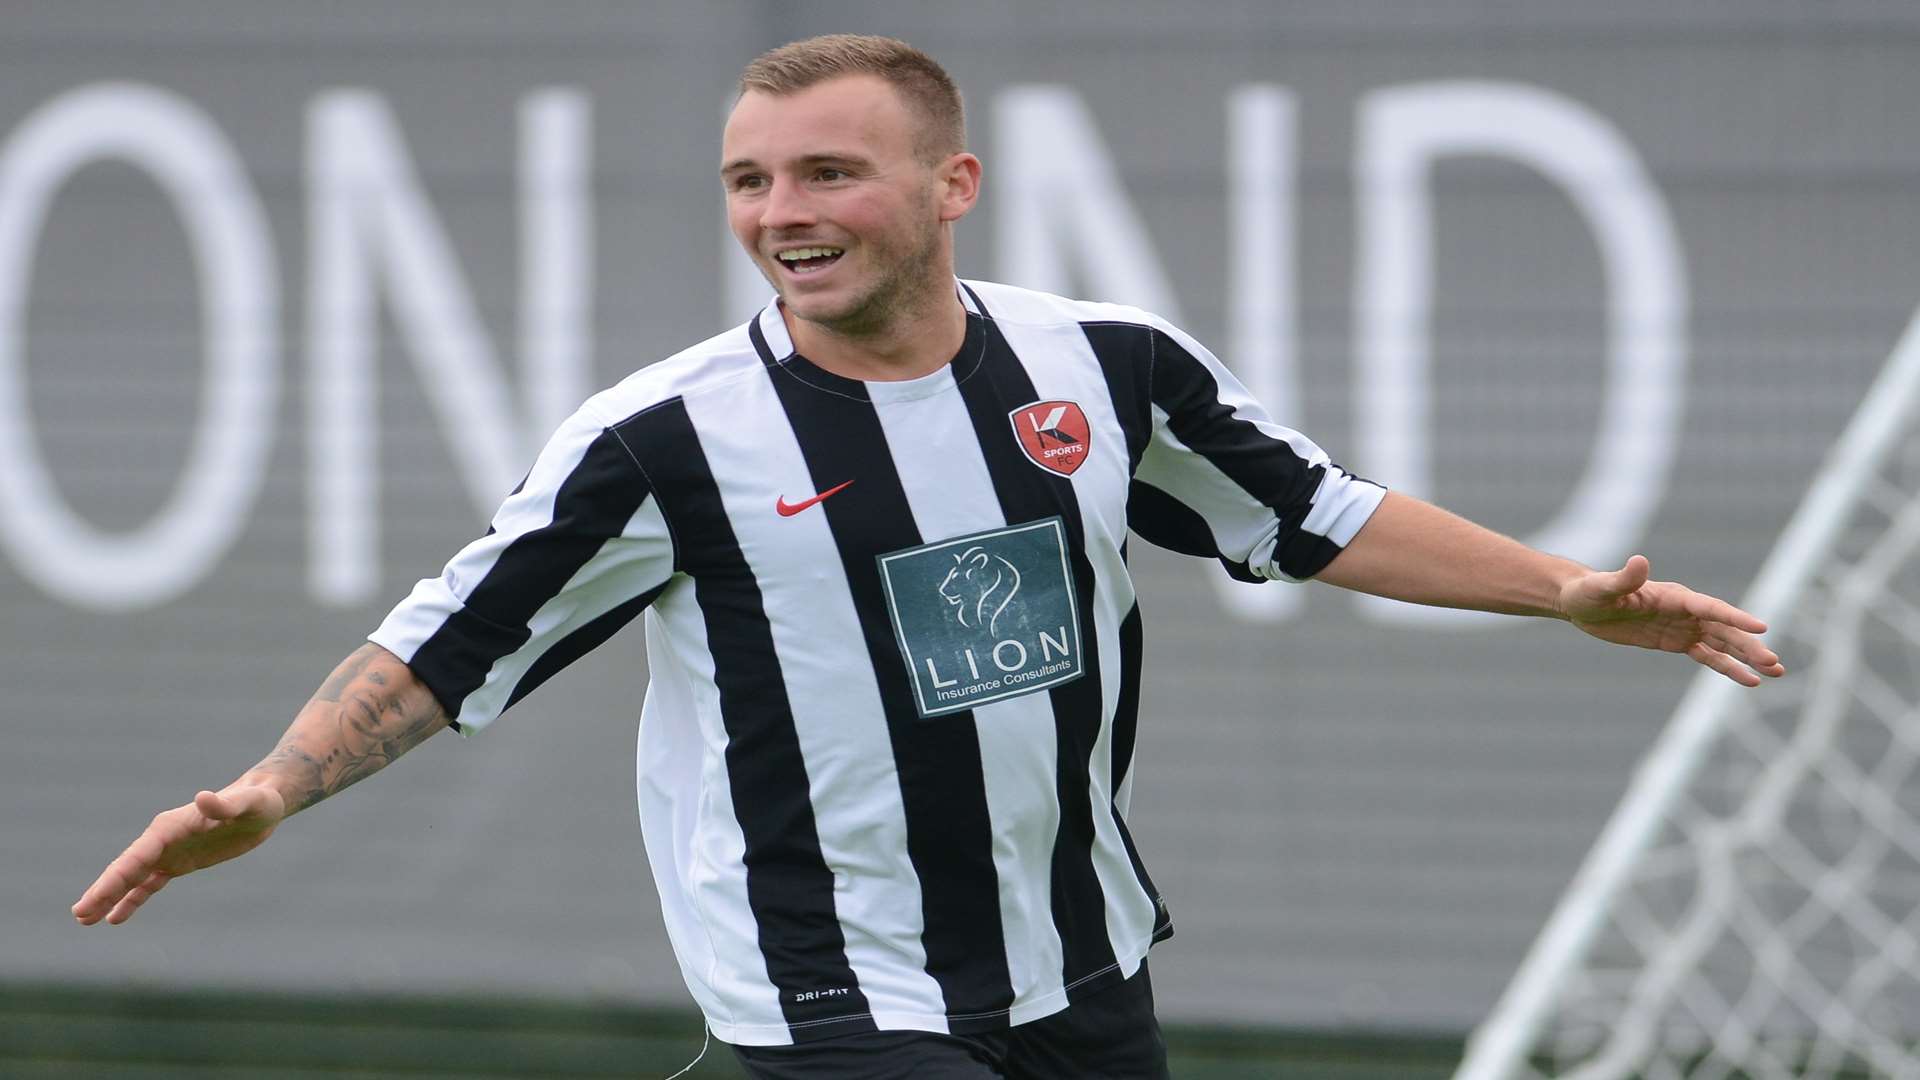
[1457,300,1920,1080]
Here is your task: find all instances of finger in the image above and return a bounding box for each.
[73,881,123,925]
[194,789,241,820]
[1592,555,1652,600]
[1688,641,1763,688]
[104,871,172,926]
[75,862,146,923]
[1704,631,1784,678]
[1703,626,1785,677]
[73,863,128,923]
[73,831,171,924]
[204,785,283,822]
[1680,590,1770,635]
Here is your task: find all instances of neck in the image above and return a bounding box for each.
[782,283,968,382]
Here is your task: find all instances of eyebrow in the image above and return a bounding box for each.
[720,151,873,176]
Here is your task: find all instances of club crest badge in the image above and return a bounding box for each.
[1009,400,1091,476]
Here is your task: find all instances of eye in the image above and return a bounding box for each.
[816,167,848,182]
[729,174,766,192]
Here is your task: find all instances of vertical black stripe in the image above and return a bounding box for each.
[1079,322,1154,475]
[1065,317,1174,941]
[1109,604,1144,792]
[615,398,876,1041]
[410,428,651,720]
[1149,329,1346,579]
[755,323,1018,1028]
[954,315,1120,1001]
[1109,602,1169,940]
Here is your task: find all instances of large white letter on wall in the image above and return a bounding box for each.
[995,86,1184,319]
[307,88,591,606]
[997,85,1306,622]
[1353,81,1686,626]
[0,83,278,611]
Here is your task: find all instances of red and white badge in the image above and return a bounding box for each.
[1008,400,1091,476]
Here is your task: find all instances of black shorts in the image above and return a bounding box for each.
[727,963,1170,1080]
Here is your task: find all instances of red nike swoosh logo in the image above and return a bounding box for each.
[776,479,854,517]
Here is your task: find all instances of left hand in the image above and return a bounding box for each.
[1558,555,1786,686]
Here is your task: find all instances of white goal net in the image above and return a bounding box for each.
[1457,304,1920,1080]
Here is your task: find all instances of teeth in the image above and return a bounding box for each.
[777,247,844,262]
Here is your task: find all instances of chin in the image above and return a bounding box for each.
[784,289,881,331]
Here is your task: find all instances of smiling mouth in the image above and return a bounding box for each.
[775,246,845,275]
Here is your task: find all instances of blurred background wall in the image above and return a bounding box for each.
[5,0,1917,1058]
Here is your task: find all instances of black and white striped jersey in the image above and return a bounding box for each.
[370,279,1386,1046]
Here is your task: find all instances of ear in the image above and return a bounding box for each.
[935,152,982,224]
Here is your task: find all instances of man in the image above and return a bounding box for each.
[74,34,1783,1080]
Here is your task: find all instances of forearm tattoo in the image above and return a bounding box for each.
[244,644,448,814]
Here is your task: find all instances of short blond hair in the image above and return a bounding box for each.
[738,34,965,161]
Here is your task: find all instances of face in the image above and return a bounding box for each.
[722,74,977,338]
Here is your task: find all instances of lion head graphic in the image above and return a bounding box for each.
[937,546,1022,636]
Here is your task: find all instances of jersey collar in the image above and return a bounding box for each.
[748,281,987,402]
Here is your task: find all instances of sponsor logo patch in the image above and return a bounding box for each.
[876,518,1085,717]
[1009,399,1091,476]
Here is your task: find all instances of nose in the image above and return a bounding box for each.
[759,176,817,232]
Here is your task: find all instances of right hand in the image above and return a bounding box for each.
[72,785,286,926]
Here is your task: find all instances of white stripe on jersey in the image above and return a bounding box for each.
[868,366,1070,1017]
[635,607,734,1022]
[636,595,788,1038]
[986,306,1160,990]
[678,370,945,1036]
[1301,466,1384,547]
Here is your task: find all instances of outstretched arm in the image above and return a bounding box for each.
[72,643,448,926]
[1315,492,1786,686]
